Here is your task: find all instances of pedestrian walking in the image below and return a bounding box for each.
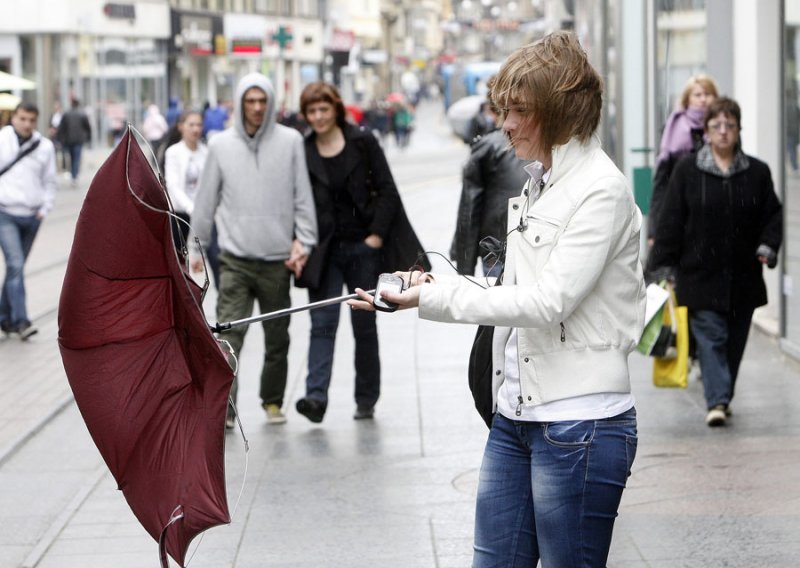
[450,103,530,278]
[0,102,58,340]
[163,110,220,289]
[192,73,318,428]
[465,101,496,144]
[293,81,427,424]
[56,98,92,187]
[392,102,414,148]
[141,104,168,147]
[648,74,718,242]
[350,31,645,567]
[647,97,783,427]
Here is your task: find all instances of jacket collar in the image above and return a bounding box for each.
[695,144,749,178]
[547,135,601,188]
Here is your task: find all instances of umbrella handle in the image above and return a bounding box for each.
[211,289,377,333]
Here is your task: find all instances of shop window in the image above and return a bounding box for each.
[295,0,319,17]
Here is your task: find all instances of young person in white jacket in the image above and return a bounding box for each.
[351,32,646,567]
[0,102,57,340]
[164,110,219,287]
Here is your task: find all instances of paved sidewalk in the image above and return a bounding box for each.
[0,148,110,467]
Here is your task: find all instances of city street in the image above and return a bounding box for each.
[1,100,799,567]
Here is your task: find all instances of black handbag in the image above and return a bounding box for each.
[467,273,503,428]
[468,323,495,428]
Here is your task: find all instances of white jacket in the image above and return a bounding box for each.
[419,136,646,409]
[164,140,208,215]
[0,125,57,217]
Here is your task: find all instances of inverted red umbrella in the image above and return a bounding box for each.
[58,127,234,567]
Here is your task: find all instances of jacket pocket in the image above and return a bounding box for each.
[519,216,560,273]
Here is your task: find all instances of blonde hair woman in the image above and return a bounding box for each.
[649,73,719,241]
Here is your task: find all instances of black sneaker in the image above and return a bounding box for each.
[17,321,38,341]
[353,405,375,420]
[295,398,326,423]
[0,320,10,337]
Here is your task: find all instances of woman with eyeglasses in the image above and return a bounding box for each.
[350,31,645,566]
[648,74,718,243]
[648,97,782,427]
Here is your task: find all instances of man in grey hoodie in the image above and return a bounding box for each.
[193,73,318,426]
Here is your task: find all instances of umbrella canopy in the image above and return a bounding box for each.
[446,95,485,142]
[0,70,36,91]
[58,128,234,567]
[0,92,21,111]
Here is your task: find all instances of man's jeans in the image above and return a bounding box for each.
[0,211,41,328]
[689,308,754,409]
[306,240,381,408]
[473,408,638,567]
[65,144,83,180]
[216,254,291,410]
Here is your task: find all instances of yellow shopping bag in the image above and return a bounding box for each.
[652,286,689,388]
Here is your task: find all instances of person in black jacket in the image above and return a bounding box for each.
[450,104,530,277]
[294,81,428,423]
[648,97,782,427]
[56,99,92,187]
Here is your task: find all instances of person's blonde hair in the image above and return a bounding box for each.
[489,31,603,153]
[679,74,718,109]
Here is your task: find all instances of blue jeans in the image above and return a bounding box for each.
[689,308,754,409]
[0,211,41,328]
[305,240,381,407]
[65,143,83,180]
[473,408,638,567]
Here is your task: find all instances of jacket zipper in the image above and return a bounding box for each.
[560,322,566,342]
[516,395,523,417]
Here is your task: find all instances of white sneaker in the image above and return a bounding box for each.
[264,404,287,424]
[705,405,727,427]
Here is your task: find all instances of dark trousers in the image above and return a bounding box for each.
[305,240,381,407]
[216,253,291,411]
[65,143,83,180]
[689,307,754,409]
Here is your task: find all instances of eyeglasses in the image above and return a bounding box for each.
[708,121,738,132]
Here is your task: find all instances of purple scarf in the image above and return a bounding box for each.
[656,106,705,166]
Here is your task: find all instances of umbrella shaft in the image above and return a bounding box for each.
[212,289,375,333]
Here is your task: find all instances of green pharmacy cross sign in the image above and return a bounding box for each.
[272,25,293,50]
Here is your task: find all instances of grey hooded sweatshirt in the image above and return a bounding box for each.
[192,73,317,261]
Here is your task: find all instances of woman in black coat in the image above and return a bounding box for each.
[294,81,428,423]
[648,97,782,427]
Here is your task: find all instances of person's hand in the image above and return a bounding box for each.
[284,239,309,278]
[349,269,431,312]
[364,234,383,249]
[190,257,204,273]
[348,285,422,312]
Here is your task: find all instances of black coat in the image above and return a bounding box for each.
[450,129,529,275]
[57,109,92,146]
[647,148,783,312]
[296,124,430,288]
[647,127,704,239]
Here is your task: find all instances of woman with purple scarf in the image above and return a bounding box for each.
[648,74,718,243]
